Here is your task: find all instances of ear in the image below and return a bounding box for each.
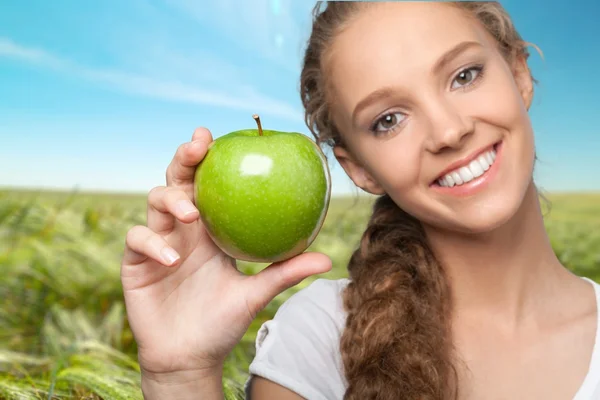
[333,145,386,195]
[512,53,534,111]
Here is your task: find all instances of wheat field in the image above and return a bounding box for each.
[1,188,599,399]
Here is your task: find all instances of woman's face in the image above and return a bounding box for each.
[328,2,536,234]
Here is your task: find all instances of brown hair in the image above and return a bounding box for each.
[300,2,543,399]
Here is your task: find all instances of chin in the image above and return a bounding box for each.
[426,137,537,234]
[423,172,535,235]
[413,180,534,239]
[454,196,523,234]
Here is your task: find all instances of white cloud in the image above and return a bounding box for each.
[0,37,303,122]
[0,37,66,68]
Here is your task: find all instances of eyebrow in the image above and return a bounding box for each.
[351,41,483,126]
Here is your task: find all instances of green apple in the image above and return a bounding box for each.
[194,114,331,263]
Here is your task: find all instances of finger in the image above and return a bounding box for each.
[165,127,214,189]
[122,225,181,267]
[147,186,199,234]
[192,126,213,143]
[244,252,333,315]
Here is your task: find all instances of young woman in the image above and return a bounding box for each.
[120,2,600,399]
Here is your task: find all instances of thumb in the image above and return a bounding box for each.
[244,252,332,315]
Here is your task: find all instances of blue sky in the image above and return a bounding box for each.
[0,0,598,196]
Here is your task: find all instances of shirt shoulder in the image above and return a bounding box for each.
[275,277,350,328]
[245,278,351,400]
[573,277,600,399]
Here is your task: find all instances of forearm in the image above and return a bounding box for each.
[141,369,225,400]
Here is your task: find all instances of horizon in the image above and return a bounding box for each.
[2,185,598,198]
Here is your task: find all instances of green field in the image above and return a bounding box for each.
[1,188,599,399]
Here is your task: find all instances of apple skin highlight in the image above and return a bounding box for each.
[194,117,331,263]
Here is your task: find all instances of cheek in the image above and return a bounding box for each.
[467,66,536,169]
[474,64,533,138]
[480,70,536,170]
[366,136,425,200]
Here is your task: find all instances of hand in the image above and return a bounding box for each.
[120,127,332,382]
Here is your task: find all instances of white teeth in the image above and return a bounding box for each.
[451,171,463,185]
[477,155,490,171]
[485,152,494,165]
[459,166,474,182]
[468,159,484,178]
[437,148,497,187]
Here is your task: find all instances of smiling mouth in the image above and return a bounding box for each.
[433,142,501,188]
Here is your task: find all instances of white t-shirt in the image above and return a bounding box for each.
[244,276,600,400]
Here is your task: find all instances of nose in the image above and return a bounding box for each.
[423,97,474,153]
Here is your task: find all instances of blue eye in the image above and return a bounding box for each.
[369,112,405,136]
[451,65,485,90]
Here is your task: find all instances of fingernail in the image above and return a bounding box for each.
[177,200,198,216]
[161,247,180,265]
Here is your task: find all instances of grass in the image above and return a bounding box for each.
[1,187,599,399]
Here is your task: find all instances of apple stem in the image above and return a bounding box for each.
[253,114,263,136]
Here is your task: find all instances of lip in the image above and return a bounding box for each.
[430,141,503,197]
[432,141,500,184]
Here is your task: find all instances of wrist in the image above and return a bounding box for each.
[140,368,224,400]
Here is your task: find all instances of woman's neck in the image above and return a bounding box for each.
[424,182,571,331]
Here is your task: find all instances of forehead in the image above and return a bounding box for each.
[327,2,495,112]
